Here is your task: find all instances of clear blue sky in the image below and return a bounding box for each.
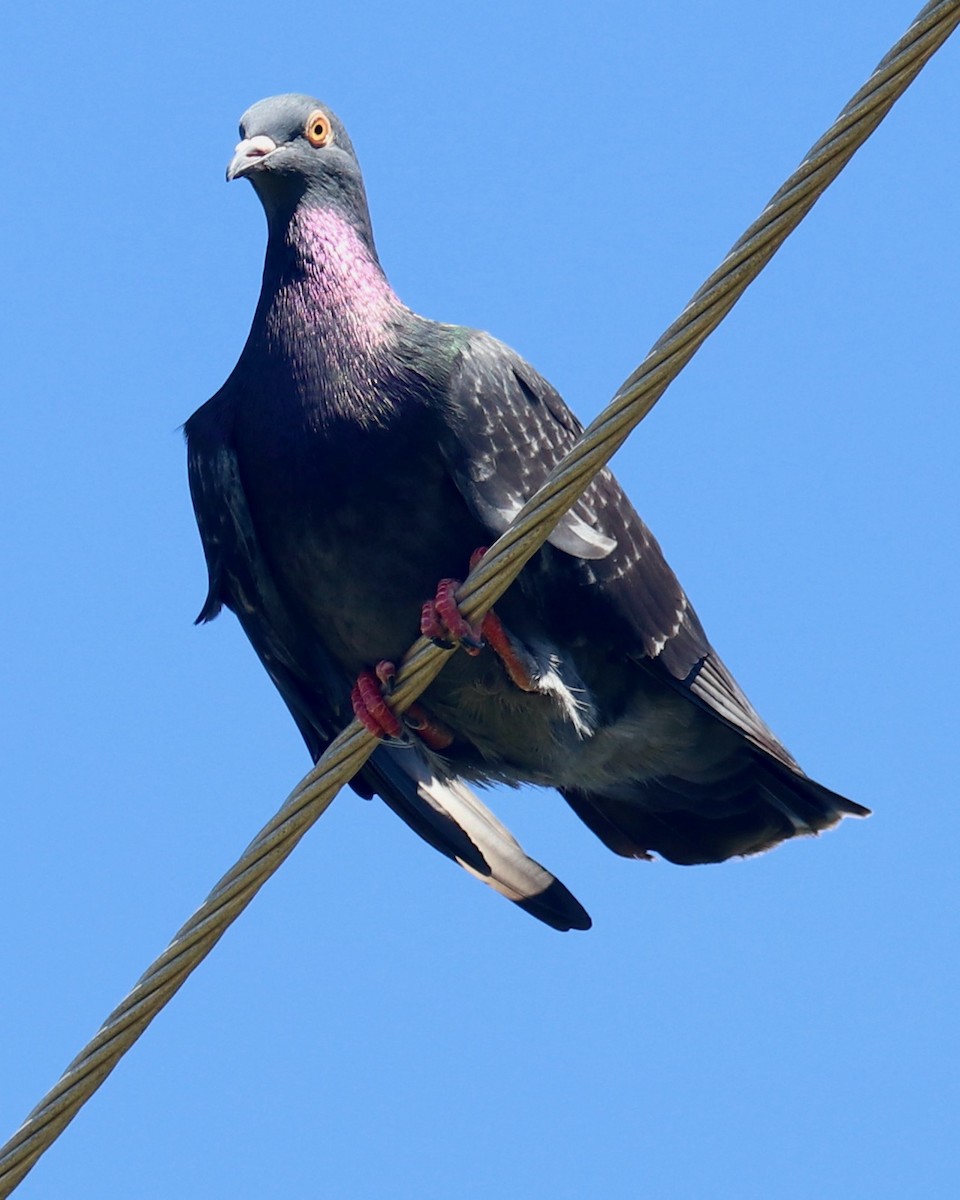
[2,2,957,1197]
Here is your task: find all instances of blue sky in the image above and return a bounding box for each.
[2,2,957,1197]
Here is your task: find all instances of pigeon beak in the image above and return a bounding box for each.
[226,135,278,181]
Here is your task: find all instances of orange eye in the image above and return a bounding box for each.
[305,111,333,148]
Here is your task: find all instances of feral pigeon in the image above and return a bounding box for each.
[185,94,868,932]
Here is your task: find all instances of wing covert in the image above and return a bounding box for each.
[438,332,798,766]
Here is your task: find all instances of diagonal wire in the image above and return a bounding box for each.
[1,1,957,1193]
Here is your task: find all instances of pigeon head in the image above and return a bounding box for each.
[227,94,374,246]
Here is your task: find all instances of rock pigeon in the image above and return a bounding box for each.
[185,94,868,932]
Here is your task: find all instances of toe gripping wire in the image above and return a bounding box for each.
[1,2,957,1193]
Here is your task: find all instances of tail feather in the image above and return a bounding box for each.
[561,753,869,867]
[364,746,592,931]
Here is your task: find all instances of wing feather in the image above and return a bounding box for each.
[440,332,803,770]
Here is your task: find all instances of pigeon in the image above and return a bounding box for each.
[185,94,868,932]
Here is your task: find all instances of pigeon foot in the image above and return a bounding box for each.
[351,660,404,739]
[351,660,455,750]
[420,549,539,693]
[421,579,484,652]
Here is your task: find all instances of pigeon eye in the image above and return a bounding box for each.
[305,112,333,148]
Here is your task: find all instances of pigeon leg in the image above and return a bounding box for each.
[351,660,454,749]
[476,609,539,693]
[403,703,455,751]
[420,549,539,693]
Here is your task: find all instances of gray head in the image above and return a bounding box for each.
[227,94,374,246]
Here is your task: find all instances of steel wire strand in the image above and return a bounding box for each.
[1,1,956,1192]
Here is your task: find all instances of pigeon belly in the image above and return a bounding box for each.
[231,386,741,791]
[229,392,585,769]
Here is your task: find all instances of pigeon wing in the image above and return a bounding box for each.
[439,331,800,767]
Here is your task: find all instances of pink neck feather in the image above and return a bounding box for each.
[278,206,403,354]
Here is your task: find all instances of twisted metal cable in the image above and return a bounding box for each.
[2,1,956,1192]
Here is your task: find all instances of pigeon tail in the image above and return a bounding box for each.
[561,756,869,866]
[367,747,592,931]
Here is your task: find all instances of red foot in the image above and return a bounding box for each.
[420,547,493,652]
[421,579,484,654]
[420,548,538,693]
[351,660,403,739]
[351,661,455,749]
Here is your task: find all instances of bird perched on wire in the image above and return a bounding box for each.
[186,93,868,932]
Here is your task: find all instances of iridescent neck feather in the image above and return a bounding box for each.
[266,205,404,358]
